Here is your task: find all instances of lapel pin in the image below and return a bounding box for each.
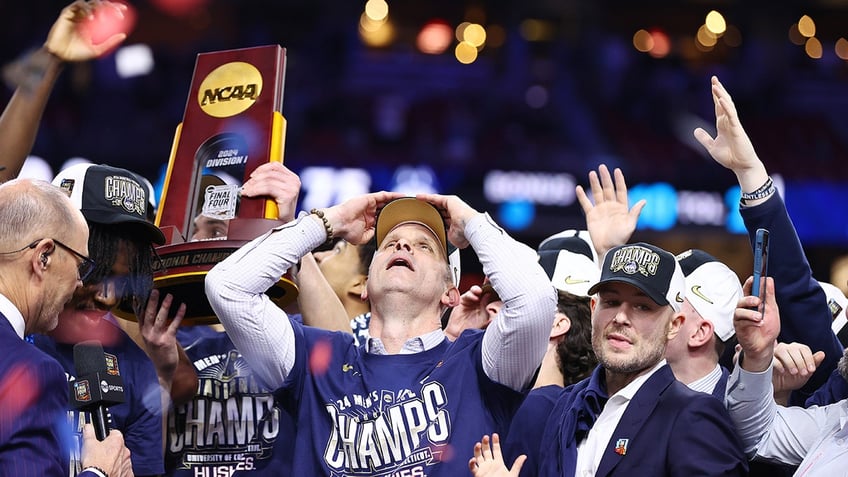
[614,438,629,456]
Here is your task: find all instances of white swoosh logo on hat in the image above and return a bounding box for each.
[564,275,590,285]
[675,292,684,303]
[690,285,714,304]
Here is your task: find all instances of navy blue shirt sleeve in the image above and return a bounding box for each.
[805,368,848,407]
[740,192,844,405]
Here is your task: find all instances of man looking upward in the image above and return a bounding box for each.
[206,192,556,476]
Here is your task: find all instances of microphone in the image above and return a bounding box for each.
[70,341,125,441]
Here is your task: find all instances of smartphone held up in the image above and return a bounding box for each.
[750,228,770,318]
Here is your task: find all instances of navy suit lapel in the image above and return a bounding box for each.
[711,367,729,400]
[0,313,17,338]
[594,365,675,477]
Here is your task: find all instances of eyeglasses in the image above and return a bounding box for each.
[0,238,96,282]
[53,239,97,282]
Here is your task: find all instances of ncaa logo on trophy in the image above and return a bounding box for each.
[135,45,297,324]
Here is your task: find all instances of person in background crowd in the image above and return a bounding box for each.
[533,288,595,389]
[296,236,376,340]
[770,341,826,406]
[728,276,848,476]
[692,76,845,477]
[443,260,595,389]
[206,191,557,476]
[693,75,843,408]
[823,281,848,347]
[0,178,133,477]
[312,238,375,321]
[166,161,306,476]
[534,231,598,388]
[666,249,743,399]
[803,282,848,408]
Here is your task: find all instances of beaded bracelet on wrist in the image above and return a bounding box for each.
[310,208,334,245]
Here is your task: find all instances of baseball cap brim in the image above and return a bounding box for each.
[540,249,599,297]
[376,197,448,255]
[82,208,166,244]
[588,277,671,307]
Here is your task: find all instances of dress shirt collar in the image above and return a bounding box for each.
[0,292,26,339]
[366,328,446,355]
[686,363,723,395]
[612,359,667,401]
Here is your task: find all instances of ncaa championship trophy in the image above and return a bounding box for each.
[146,45,297,324]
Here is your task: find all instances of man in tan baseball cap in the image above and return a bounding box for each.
[207,191,556,477]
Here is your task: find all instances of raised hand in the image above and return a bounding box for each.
[575,164,644,260]
[444,283,500,340]
[468,433,526,477]
[734,276,781,372]
[771,341,825,404]
[415,193,481,250]
[241,162,301,222]
[692,76,768,190]
[45,0,132,62]
[137,289,186,391]
[321,191,405,245]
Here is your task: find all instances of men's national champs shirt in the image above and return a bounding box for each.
[281,323,524,477]
[167,328,294,476]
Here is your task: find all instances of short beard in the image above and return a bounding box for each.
[598,345,666,375]
[593,329,667,376]
[838,348,848,383]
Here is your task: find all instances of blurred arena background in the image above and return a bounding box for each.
[4,0,848,285]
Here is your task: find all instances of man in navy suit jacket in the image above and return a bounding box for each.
[0,179,132,477]
[473,242,748,477]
